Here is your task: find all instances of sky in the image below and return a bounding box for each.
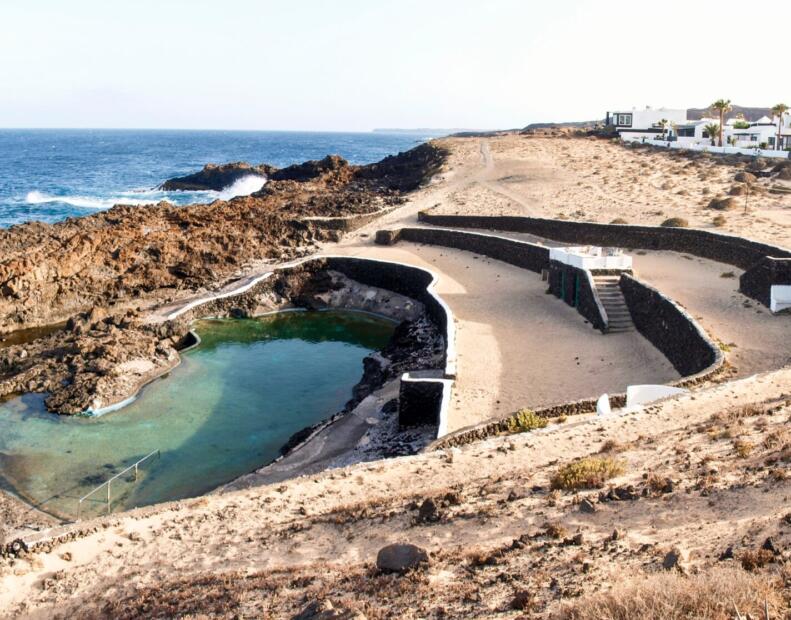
[1,0,789,131]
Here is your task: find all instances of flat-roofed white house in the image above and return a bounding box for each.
[674,114,791,149]
[605,107,688,140]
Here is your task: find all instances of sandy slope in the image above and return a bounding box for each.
[432,134,791,248]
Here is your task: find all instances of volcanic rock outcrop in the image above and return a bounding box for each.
[158,162,276,191]
[0,142,448,333]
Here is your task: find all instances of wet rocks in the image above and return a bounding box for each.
[159,162,275,191]
[376,543,429,573]
[0,309,184,414]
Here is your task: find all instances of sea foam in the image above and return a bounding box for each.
[216,174,267,200]
[23,175,266,212]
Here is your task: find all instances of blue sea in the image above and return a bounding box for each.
[0,129,431,228]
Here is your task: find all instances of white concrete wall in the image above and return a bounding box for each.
[550,247,633,270]
[771,285,791,314]
[626,138,790,160]
[626,384,688,408]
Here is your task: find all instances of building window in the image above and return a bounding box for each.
[617,114,632,126]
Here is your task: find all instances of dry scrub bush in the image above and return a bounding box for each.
[598,439,624,453]
[556,567,785,620]
[712,215,727,227]
[550,457,625,491]
[708,196,738,211]
[506,409,547,434]
[661,217,689,228]
[732,439,755,458]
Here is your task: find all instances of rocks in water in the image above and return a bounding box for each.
[159,162,275,191]
[376,543,429,573]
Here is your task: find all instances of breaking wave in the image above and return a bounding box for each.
[216,174,267,199]
[22,175,266,212]
[24,191,162,209]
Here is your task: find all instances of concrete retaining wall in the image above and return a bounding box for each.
[303,207,395,232]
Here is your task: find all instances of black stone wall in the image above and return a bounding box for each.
[619,274,721,377]
[547,261,606,331]
[323,257,451,371]
[417,212,791,307]
[399,377,445,428]
[376,226,550,273]
[740,258,791,307]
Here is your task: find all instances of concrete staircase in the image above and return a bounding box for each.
[593,275,634,333]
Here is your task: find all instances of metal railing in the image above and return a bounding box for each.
[77,449,161,520]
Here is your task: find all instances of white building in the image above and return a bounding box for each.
[674,113,791,149]
[605,107,688,140]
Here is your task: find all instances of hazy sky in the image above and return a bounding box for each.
[1,0,789,131]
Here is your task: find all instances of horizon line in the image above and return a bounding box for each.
[0,126,478,134]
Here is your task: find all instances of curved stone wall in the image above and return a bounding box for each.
[376,225,725,450]
[417,212,791,307]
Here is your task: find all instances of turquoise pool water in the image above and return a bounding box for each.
[0,310,394,519]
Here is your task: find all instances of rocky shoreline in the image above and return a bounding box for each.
[0,143,448,415]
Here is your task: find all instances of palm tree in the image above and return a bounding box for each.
[710,99,732,146]
[771,103,788,150]
[704,123,720,147]
[658,118,669,140]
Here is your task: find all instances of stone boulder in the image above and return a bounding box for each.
[376,543,430,573]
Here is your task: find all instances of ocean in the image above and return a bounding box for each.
[0,129,431,228]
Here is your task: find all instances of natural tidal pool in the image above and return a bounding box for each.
[0,310,395,519]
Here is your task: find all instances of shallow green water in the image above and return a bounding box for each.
[0,310,394,519]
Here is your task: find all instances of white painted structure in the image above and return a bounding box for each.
[608,104,791,153]
[625,384,688,408]
[550,246,632,271]
[771,285,791,314]
[596,393,611,417]
[631,139,790,160]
